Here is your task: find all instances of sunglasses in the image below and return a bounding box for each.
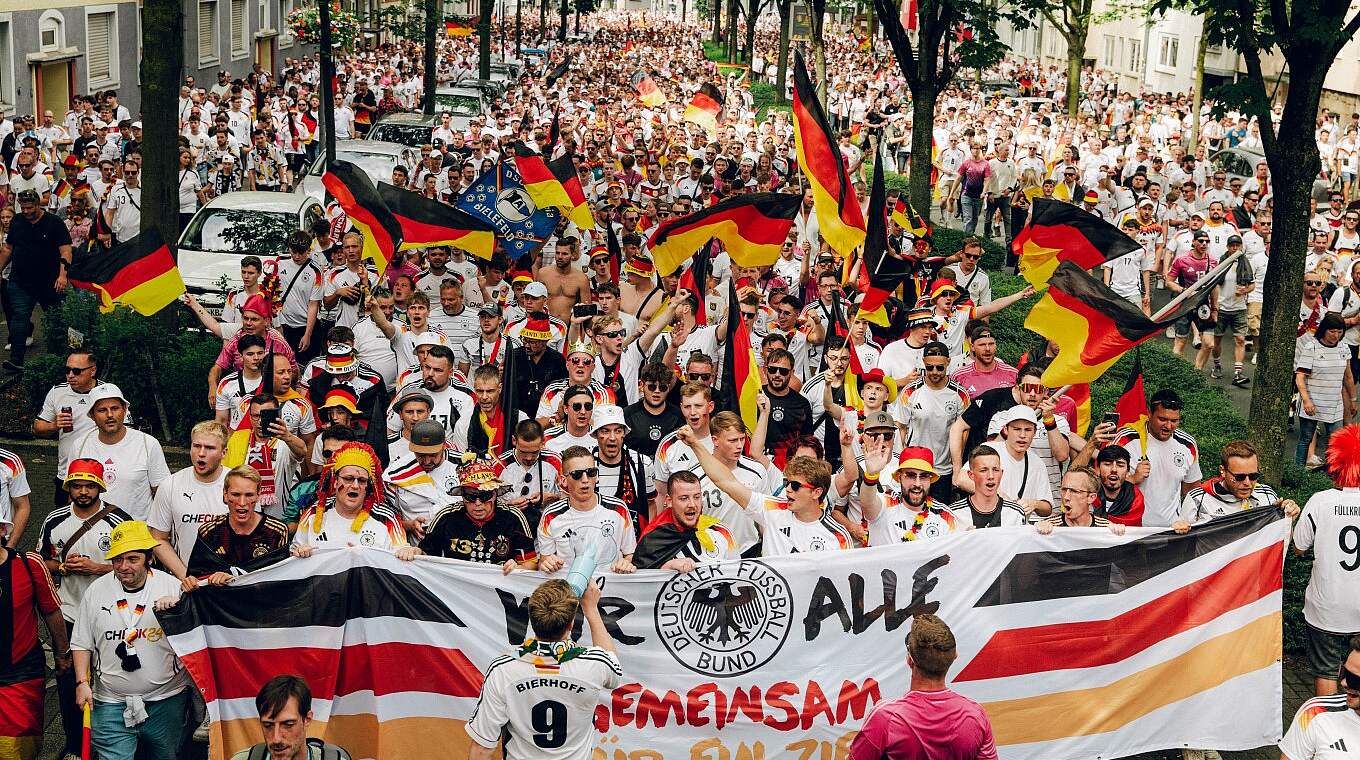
[601,329,625,339]
[1226,471,1262,482]
[963,253,981,260]
[1019,382,1046,394]
[767,366,791,376]
[463,489,496,502]
[644,381,666,392]
[567,467,599,480]
[569,357,594,366]
[337,474,370,485]
[66,365,94,374]
[924,363,949,371]
[864,430,893,441]
[569,401,594,412]
[1342,665,1360,691]
[688,372,712,382]
[1305,280,1323,286]
[740,311,757,321]
[783,479,813,493]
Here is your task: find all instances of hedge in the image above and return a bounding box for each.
[931,226,1330,654]
[21,291,221,443]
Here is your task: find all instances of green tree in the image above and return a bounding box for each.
[1151,0,1360,481]
[1015,0,1092,118]
[775,0,793,102]
[871,0,1020,224]
[480,0,493,77]
[140,0,182,242]
[808,0,828,103]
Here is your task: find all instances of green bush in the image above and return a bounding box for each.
[932,227,1326,654]
[749,82,789,121]
[23,290,222,443]
[702,40,725,62]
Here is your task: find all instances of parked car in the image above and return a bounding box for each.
[446,77,504,103]
[1209,146,1266,186]
[368,113,443,149]
[432,86,489,133]
[297,139,422,201]
[176,192,324,308]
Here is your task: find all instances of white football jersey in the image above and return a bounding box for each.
[1279,694,1360,760]
[1293,487,1360,633]
[466,643,622,760]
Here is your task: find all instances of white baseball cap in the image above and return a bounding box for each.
[522,281,549,298]
[1002,405,1039,428]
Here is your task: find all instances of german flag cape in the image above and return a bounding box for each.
[1115,350,1150,456]
[545,56,571,89]
[634,509,726,569]
[69,228,185,316]
[721,277,761,433]
[631,70,667,107]
[647,192,801,276]
[683,83,724,138]
[792,50,866,258]
[510,143,594,230]
[322,160,403,276]
[1013,198,1141,289]
[376,181,494,260]
[857,164,911,327]
[1025,260,1223,387]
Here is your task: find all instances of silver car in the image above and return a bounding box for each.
[176,192,324,308]
[298,139,422,201]
[432,86,489,134]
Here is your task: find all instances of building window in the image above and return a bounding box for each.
[1158,34,1179,70]
[39,11,65,51]
[279,0,293,44]
[198,0,218,64]
[0,21,12,108]
[1102,35,1116,68]
[1128,38,1142,73]
[86,9,118,90]
[231,0,247,58]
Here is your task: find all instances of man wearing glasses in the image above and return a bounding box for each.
[1171,440,1298,533]
[1279,638,1360,758]
[420,460,536,574]
[623,363,682,458]
[101,159,142,246]
[536,342,617,425]
[1114,388,1203,528]
[944,238,993,307]
[535,445,637,575]
[761,349,813,468]
[544,386,600,455]
[1033,468,1125,535]
[34,349,111,507]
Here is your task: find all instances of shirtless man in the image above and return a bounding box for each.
[635,270,679,328]
[540,235,591,322]
[618,255,656,318]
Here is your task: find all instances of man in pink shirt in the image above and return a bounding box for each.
[849,614,997,760]
[949,325,1018,397]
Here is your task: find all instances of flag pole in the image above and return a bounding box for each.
[319,0,337,165]
[1149,251,1242,322]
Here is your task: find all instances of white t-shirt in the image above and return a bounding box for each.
[466,644,622,760]
[1293,487,1360,633]
[38,381,117,478]
[70,429,171,520]
[1116,428,1203,527]
[961,444,1055,508]
[294,501,408,550]
[145,467,229,563]
[0,450,31,527]
[535,497,637,573]
[71,569,191,703]
[741,492,850,556]
[867,499,960,545]
[896,381,970,475]
[1279,694,1360,760]
[688,456,778,552]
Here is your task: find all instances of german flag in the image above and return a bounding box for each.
[322,160,403,276]
[721,277,761,433]
[444,19,472,36]
[791,50,866,258]
[1013,198,1141,289]
[545,56,571,89]
[69,228,185,316]
[676,243,711,326]
[53,178,71,199]
[377,182,494,260]
[646,192,801,276]
[892,197,930,238]
[1115,350,1149,456]
[631,70,667,107]
[1024,260,1221,387]
[683,83,724,138]
[856,164,911,327]
[510,143,594,230]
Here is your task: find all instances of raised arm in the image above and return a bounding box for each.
[680,424,752,507]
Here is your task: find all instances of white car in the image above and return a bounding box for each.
[298,139,422,201]
[176,192,324,309]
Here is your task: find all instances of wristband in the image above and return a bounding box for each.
[862,471,880,485]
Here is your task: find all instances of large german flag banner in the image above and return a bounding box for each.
[676,242,711,326]
[509,143,594,230]
[376,182,494,260]
[792,50,866,258]
[857,164,911,327]
[443,19,472,36]
[646,192,801,276]
[1024,260,1223,387]
[631,70,667,107]
[683,82,724,138]
[721,277,760,432]
[322,160,403,276]
[1013,197,1141,289]
[69,228,185,316]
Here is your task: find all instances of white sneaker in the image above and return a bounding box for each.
[1307,455,1325,469]
[193,714,211,742]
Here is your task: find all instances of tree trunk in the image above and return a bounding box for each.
[1248,69,1328,484]
[908,88,936,225]
[423,0,438,115]
[809,1,826,104]
[1064,35,1081,119]
[712,0,723,43]
[480,0,494,77]
[140,0,182,243]
[744,0,759,63]
[541,0,548,39]
[1190,23,1208,145]
[775,0,791,100]
[558,0,568,40]
[726,0,739,63]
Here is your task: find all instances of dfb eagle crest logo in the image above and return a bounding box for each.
[654,561,792,677]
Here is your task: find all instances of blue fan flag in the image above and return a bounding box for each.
[456,161,561,262]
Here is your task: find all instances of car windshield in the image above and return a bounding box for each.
[434,93,481,116]
[182,208,295,255]
[368,123,433,148]
[309,149,402,178]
